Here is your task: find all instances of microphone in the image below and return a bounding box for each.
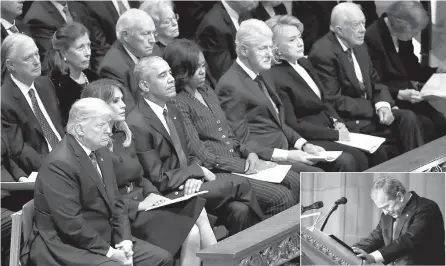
[309,197,348,231]
[301,201,324,214]
[335,197,347,205]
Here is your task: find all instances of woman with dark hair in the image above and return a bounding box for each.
[45,22,97,126]
[165,39,302,218]
[80,79,216,266]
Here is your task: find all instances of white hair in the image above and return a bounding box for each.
[133,56,165,90]
[1,33,35,63]
[140,0,174,25]
[235,19,273,57]
[66,98,113,137]
[116,8,154,40]
[330,2,363,31]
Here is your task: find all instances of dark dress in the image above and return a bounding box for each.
[110,130,206,255]
[50,69,98,126]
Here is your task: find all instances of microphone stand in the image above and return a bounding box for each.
[320,204,339,232]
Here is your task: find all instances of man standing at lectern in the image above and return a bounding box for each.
[352,176,445,265]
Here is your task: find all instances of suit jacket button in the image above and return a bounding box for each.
[229,149,234,152]
[222,135,226,139]
[216,120,221,124]
[174,191,179,196]
[133,196,138,200]
[355,120,359,124]
[216,163,220,167]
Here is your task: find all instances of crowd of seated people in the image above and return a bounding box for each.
[1,1,445,265]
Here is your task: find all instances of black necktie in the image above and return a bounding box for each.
[273,3,287,15]
[28,88,60,148]
[62,5,73,23]
[89,151,105,186]
[345,48,367,97]
[9,25,19,33]
[163,108,188,168]
[255,76,280,119]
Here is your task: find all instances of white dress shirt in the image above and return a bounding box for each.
[111,0,130,15]
[335,36,391,112]
[235,58,308,161]
[288,60,322,99]
[1,18,16,35]
[123,45,139,64]
[145,99,170,135]
[50,1,70,22]
[221,0,240,31]
[11,75,62,151]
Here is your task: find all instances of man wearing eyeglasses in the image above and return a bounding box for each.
[352,176,445,265]
[309,2,424,157]
[99,8,157,111]
[216,19,361,174]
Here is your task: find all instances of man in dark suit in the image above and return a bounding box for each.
[217,19,359,173]
[99,9,156,112]
[196,0,259,82]
[128,56,263,235]
[28,98,173,266]
[174,1,217,39]
[365,1,446,141]
[0,0,30,42]
[309,3,424,155]
[352,176,445,265]
[23,1,90,67]
[82,0,140,72]
[1,34,65,174]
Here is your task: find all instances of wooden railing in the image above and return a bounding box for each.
[366,136,446,172]
[197,205,300,266]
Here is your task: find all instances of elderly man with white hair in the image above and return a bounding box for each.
[309,2,424,156]
[365,1,446,142]
[1,33,65,174]
[216,19,360,173]
[99,8,157,110]
[28,97,174,266]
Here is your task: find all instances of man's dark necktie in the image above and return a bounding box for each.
[345,48,367,98]
[62,5,73,23]
[28,88,60,148]
[255,75,280,119]
[9,25,19,33]
[89,151,105,186]
[163,109,188,168]
[117,0,128,15]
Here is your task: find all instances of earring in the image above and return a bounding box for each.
[63,57,67,62]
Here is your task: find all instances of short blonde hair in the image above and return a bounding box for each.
[266,15,304,44]
[235,19,273,57]
[66,98,113,137]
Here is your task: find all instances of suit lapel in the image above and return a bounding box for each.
[287,60,323,101]
[394,193,417,240]
[70,136,113,212]
[1,24,7,41]
[95,149,115,207]
[8,77,45,138]
[138,99,172,143]
[352,47,373,98]
[105,1,120,23]
[219,3,237,35]
[45,2,65,25]
[34,78,64,136]
[378,17,408,77]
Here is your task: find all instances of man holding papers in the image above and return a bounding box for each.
[29,98,173,266]
[166,39,300,217]
[309,3,425,156]
[365,1,446,141]
[128,56,263,236]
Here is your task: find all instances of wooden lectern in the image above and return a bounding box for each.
[300,227,363,266]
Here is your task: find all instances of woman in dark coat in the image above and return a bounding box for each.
[80,79,216,266]
[44,22,98,126]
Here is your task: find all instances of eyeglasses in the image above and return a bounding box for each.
[145,31,158,40]
[254,45,275,55]
[350,20,366,31]
[159,13,179,27]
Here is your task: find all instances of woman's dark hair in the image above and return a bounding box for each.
[163,38,202,92]
[81,79,132,148]
[43,22,89,75]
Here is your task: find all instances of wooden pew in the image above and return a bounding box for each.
[366,136,446,172]
[197,205,300,266]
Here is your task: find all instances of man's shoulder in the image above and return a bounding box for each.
[100,42,130,69]
[309,33,338,60]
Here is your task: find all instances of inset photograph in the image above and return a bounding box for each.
[300,172,445,265]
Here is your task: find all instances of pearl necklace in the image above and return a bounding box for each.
[81,71,89,85]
